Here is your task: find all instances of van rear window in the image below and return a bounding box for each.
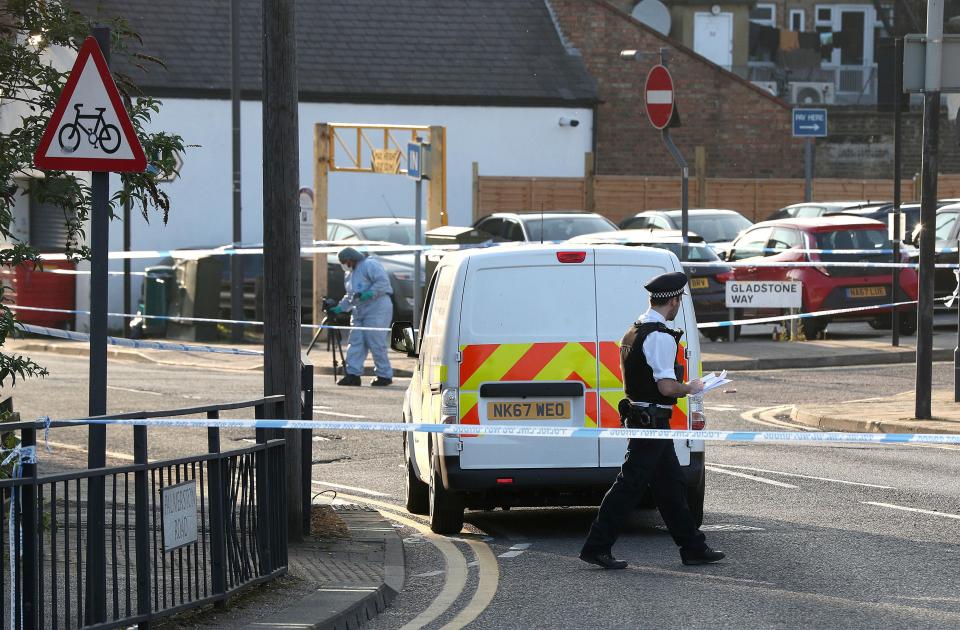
[464,266,596,338]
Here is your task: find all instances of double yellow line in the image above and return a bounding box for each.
[332,491,500,629]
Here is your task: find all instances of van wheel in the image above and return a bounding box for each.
[404,438,429,515]
[687,468,705,528]
[428,457,464,535]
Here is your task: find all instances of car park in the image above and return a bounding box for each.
[473,211,617,242]
[567,230,732,338]
[392,244,706,534]
[617,208,752,256]
[765,200,888,222]
[724,216,919,337]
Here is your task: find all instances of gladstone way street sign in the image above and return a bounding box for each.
[726,281,803,308]
[644,64,674,130]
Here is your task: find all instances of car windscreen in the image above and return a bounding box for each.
[643,243,720,261]
[359,224,416,245]
[522,216,615,241]
[682,215,751,242]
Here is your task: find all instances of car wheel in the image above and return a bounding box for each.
[899,312,918,336]
[404,436,429,515]
[428,454,464,535]
[869,314,892,330]
[799,315,828,340]
[704,325,740,342]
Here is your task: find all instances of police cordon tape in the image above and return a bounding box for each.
[15,323,265,356]
[63,416,960,445]
[27,240,960,267]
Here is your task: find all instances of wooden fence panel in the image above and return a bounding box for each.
[476,174,960,222]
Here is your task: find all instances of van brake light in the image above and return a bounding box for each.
[557,251,587,263]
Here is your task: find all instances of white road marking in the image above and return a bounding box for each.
[314,406,367,419]
[311,480,391,497]
[740,406,821,431]
[710,462,895,489]
[706,405,741,412]
[107,385,164,396]
[412,570,445,578]
[700,524,765,532]
[706,465,798,488]
[498,543,531,558]
[863,501,960,520]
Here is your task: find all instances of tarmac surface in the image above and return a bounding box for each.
[4,320,960,628]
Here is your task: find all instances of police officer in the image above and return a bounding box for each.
[329,247,394,387]
[579,272,724,569]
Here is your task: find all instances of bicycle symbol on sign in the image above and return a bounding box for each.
[57,103,121,154]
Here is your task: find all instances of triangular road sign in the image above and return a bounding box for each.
[34,36,146,172]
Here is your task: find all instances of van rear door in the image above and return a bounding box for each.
[457,248,600,470]
[593,247,694,468]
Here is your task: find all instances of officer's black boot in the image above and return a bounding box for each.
[579,551,628,570]
[680,545,725,566]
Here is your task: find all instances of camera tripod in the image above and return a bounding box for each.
[307,315,347,383]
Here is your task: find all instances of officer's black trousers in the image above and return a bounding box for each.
[581,438,706,555]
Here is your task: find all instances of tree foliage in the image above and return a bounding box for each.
[0,0,184,386]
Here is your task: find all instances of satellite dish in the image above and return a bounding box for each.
[631,0,672,36]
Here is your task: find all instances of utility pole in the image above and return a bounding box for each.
[892,37,903,348]
[915,0,944,419]
[263,0,303,539]
[230,0,243,343]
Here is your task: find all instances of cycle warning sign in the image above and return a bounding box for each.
[33,36,146,172]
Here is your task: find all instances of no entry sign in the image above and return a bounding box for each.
[644,65,674,130]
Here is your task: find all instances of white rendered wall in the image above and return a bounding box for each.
[85,99,593,330]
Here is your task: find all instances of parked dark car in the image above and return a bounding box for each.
[724,216,919,337]
[617,208,752,257]
[765,201,888,222]
[567,229,733,340]
[473,211,617,242]
[906,202,960,307]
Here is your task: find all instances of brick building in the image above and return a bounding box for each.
[550,0,805,178]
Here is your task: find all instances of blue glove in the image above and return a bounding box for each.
[329,306,343,314]
[359,290,375,301]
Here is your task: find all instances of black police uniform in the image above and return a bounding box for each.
[580,272,711,564]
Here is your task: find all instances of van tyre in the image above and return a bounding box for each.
[404,438,429,515]
[428,456,464,535]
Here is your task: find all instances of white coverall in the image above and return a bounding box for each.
[336,256,394,379]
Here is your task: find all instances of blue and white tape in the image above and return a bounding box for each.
[697,299,919,329]
[69,417,960,445]
[15,323,265,356]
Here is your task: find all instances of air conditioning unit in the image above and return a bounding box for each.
[789,82,836,105]
[751,81,778,97]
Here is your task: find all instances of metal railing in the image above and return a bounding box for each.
[0,357,314,630]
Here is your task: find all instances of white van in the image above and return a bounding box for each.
[391,244,706,534]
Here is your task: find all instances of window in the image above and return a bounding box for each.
[522,216,617,242]
[475,217,505,239]
[686,214,752,243]
[327,224,341,240]
[622,217,647,229]
[750,3,776,26]
[935,213,958,241]
[769,228,802,251]
[816,6,832,24]
[789,9,805,31]
[650,216,672,230]
[729,228,771,261]
[795,206,825,218]
[502,220,525,241]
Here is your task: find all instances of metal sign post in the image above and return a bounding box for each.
[647,50,688,260]
[408,141,427,329]
[792,108,828,203]
[892,38,904,348]
[33,28,147,623]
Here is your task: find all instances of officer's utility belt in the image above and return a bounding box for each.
[617,399,672,430]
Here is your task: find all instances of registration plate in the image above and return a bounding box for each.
[487,401,571,421]
[689,277,709,290]
[847,286,887,298]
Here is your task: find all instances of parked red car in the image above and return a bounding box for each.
[723,216,918,338]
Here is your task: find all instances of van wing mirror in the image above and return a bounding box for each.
[390,321,417,357]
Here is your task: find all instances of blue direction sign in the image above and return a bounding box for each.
[407,142,422,180]
[792,108,828,137]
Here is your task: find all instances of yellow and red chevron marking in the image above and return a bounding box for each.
[459,342,600,390]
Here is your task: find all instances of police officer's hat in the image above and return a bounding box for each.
[645,271,687,299]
